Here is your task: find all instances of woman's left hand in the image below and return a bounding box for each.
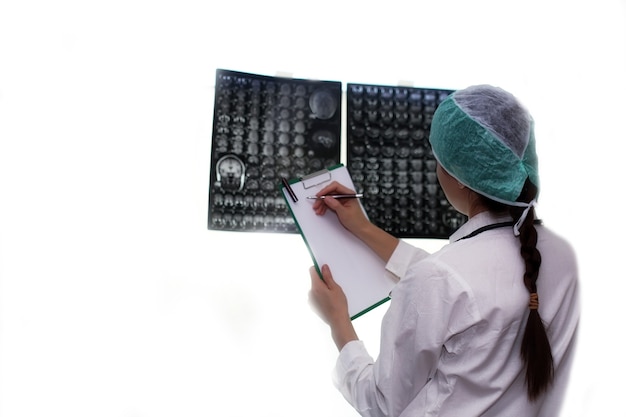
[309,265,358,350]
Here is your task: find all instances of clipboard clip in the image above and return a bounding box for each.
[301,169,332,189]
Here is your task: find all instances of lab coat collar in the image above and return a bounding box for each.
[449,211,514,243]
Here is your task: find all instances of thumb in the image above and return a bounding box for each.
[320,264,337,288]
[310,265,329,290]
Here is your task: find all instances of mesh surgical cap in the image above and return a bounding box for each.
[429,85,539,205]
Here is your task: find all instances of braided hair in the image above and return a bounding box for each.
[509,179,553,401]
[480,179,553,400]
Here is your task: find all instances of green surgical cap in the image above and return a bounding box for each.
[429,85,539,205]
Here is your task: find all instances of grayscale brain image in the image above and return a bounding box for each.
[208,69,342,233]
[346,83,466,238]
[208,70,465,238]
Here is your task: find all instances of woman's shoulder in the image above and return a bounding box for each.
[536,225,578,264]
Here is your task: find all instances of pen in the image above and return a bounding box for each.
[307,194,364,200]
[281,177,298,203]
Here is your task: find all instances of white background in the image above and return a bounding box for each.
[1,1,625,416]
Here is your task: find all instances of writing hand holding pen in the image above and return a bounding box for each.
[312,181,400,263]
[312,181,370,236]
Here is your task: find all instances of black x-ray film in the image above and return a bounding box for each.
[345,83,467,239]
[208,69,342,233]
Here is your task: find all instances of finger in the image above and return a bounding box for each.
[315,181,339,197]
[312,198,327,215]
[320,264,337,289]
[309,265,320,280]
[321,195,343,211]
[313,196,341,216]
[316,181,355,197]
[309,266,327,289]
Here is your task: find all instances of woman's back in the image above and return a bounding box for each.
[407,211,580,415]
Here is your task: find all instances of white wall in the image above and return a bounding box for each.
[1,1,625,416]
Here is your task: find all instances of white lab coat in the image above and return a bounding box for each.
[333,211,580,417]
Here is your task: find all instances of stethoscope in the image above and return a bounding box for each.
[455,220,543,242]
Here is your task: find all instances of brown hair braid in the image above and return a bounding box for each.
[509,179,554,401]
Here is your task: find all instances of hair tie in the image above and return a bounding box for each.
[513,199,537,236]
[528,292,539,310]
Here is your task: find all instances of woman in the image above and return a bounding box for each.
[309,85,579,416]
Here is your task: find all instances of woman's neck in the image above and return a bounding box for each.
[467,191,510,219]
[467,191,490,218]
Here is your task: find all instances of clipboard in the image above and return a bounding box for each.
[280,164,396,320]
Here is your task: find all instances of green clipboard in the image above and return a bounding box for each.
[280,164,396,320]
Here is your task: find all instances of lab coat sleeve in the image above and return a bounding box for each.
[384,240,430,282]
[333,341,385,415]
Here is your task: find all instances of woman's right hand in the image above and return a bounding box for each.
[312,181,370,236]
[313,181,400,263]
